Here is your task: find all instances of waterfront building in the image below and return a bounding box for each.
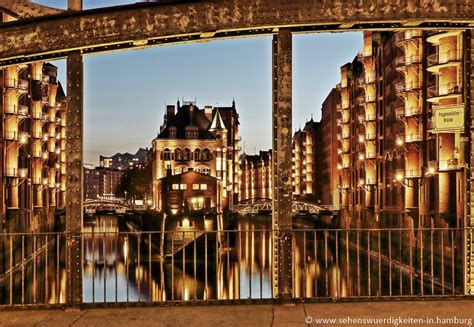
[238,150,272,202]
[336,30,466,229]
[320,89,341,209]
[292,119,322,203]
[1,10,67,232]
[99,147,149,171]
[156,170,222,216]
[151,100,240,210]
[84,165,125,200]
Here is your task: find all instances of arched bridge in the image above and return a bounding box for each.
[230,200,331,216]
[84,199,135,215]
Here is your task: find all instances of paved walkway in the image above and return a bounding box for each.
[1,300,474,326]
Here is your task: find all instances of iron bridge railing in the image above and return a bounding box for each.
[0,227,468,307]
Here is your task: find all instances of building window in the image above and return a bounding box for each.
[169,127,176,138]
[193,184,199,190]
[194,149,201,161]
[202,168,210,175]
[175,167,182,174]
[200,184,207,190]
[202,149,211,161]
[180,184,187,190]
[172,184,179,190]
[163,148,171,161]
[183,148,191,161]
[175,148,182,161]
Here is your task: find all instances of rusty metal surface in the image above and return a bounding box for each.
[1,0,474,66]
[65,51,83,305]
[272,30,293,300]
[467,29,474,295]
[0,0,63,19]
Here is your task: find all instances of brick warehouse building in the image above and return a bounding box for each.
[151,101,239,210]
[336,30,467,230]
[1,11,67,233]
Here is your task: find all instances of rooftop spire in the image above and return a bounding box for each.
[209,108,226,131]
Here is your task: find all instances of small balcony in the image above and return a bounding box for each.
[427,49,462,72]
[358,114,365,124]
[395,80,421,95]
[4,131,18,141]
[4,79,29,92]
[32,130,42,139]
[395,30,422,47]
[395,106,405,119]
[18,105,29,117]
[4,105,17,114]
[365,151,376,159]
[365,133,376,141]
[32,150,42,158]
[4,168,18,177]
[365,95,376,103]
[438,158,461,171]
[427,82,462,102]
[405,169,421,178]
[395,54,422,70]
[365,113,376,122]
[365,73,376,84]
[405,132,422,143]
[336,103,342,112]
[365,178,376,185]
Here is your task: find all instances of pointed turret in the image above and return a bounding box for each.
[209,108,226,131]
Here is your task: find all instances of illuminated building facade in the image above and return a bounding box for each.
[151,101,239,210]
[156,170,222,216]
[238,150,272,202]
[0,13,67,233]
[292,119,321,202]
[99,147,149,171]
[84,165,124,199]
[320,89,341,208]
[336,30,467,229]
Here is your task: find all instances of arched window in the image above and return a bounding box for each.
[202,167,210,175]
[202,148,211,161]
[183,148,191,161]
[174,148,182,161]
[163,148,171,161]
[194,149,201,161]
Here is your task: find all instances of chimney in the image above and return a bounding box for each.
[167,105,175,118]
[204,105,213,121]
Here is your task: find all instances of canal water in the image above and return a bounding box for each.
[0,214,465,304]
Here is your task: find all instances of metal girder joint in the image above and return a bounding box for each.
[66,50,83,306]
[272,29,293,301]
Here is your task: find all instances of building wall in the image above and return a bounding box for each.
[1,11,67,233]
[336,30,466,229]
[238,151,272,202]
[320,88,341,208]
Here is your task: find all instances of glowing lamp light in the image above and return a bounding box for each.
[359,179,365,186]
[395,173,404,182]
[170,208,178,215]
[42,178,48,186]
[337,163,343,170]
[396,138,404,146]
[55,148,61,154]
[55,183,61,188]
[182,218,190,228]
[428,167,435,175]
[43,134,49,141]
[19,170,27,178]
[358,153,365,161]
[20,135,28,144]
[358,135,365,143]
[337,149,342,155]
[42,152,48,159]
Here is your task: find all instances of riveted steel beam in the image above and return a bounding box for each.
[65,49,83,305]
[1,0,474,66]
[467,29,474,295]
[272,29,293,301]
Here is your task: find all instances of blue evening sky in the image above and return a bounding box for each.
[33,1,362,165]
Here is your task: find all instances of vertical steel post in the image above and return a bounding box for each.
[65,44,83,303]
[271,29,293,300]
[466,29,474,295]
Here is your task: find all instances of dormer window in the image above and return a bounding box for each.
[169,126,177,138]
[185,125,199,139]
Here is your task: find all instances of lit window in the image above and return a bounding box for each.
[172,184,179,190]
[200,184,207,190]
[193,184,199,190]
[180,184,187,190]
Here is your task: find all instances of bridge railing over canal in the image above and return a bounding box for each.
[0,227,468,306]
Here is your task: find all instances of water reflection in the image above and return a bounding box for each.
[1,214,465,304]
